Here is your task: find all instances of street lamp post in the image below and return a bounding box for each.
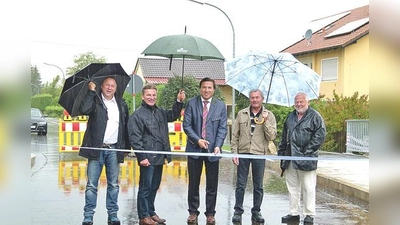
[43,62,66,81]
[187,0,236,128]
[31,83,40,95]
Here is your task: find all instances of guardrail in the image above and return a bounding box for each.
[346,119,369,154]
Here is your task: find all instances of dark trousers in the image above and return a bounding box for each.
[137,165,163,219]
[187,156,219,216]
[234,157,265,214]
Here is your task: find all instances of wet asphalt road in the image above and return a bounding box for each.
[31,118,368,225]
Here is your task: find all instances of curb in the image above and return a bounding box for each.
[317,173,369,203]
[265,160,369,203]
[31,153,36,167]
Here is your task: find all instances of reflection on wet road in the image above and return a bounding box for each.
[31,118,368,225]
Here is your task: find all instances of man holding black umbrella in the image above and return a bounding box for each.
[79,77,130,225]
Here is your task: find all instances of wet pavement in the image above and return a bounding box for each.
[31,118,369,224]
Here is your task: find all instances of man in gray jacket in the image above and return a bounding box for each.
[278,92,326,224]
[231,89,277,223]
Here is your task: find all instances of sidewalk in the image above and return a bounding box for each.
[266,151,369,203]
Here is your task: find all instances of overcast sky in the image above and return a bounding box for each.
[31,0,369,83]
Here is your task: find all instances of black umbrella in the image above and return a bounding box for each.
[58,63,131,117]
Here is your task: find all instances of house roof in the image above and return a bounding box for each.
[134,57,226,85]
[281,5,369,55]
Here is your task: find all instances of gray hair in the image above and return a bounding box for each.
[249,89,264,99]
[295,92,309,101]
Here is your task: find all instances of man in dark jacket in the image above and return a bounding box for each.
[79,77,130,225]
[128,83,185,225]
[278,92,326,224]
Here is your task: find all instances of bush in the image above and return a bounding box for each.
[31,94,53,111]
[159,75,225,109]
[312,91,369,152]
[45,105,64,117]
[123,91,142,115]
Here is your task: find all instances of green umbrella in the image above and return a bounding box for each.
[142,32,225,86]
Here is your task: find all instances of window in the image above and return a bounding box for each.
[321,57,338,81]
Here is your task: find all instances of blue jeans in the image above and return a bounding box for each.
[83,148,120,217]
[137,165,163,219]
[234,157,265,214]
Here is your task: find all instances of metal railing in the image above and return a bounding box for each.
[346,119,369,154]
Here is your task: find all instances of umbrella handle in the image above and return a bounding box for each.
[95,92,107,111]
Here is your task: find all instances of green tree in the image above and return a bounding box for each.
[41,75,62,102]
[159,75,225,109]
[312,91,369,152]
[31,65,42,95]
[66,51,106,77]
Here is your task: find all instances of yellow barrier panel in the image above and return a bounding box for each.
[59,118,186,152]
[59,118,87,152]
[168,121,187,151]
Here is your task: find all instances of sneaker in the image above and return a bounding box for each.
[108,214,120,225]
[232,213,242,222]
[304,215,314,224]
[251,212,265,223]
[82,216,93,225]
[281,214,300,223]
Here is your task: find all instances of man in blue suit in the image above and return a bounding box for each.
[183,77,228,224]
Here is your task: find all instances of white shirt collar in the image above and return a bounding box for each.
[201,97,212,103]
[101,93,116,103]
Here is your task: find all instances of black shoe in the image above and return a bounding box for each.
[251,212,265,223]
[82,216,93,225]
[281,214,300,223]
[303,215,314,224]
[232,213,242,222]
[108,214,121,225]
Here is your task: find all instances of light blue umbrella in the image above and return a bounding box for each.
[225,51,321,107]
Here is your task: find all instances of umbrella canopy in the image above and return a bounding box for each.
[58,63,131,117]
[142,33,225,86]
[225,51,321,107]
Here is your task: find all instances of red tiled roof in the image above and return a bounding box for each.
[281,5,369,55]
[135,57,226,85]
[145,77,225,85]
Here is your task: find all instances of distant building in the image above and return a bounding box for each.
[133,57,234,119]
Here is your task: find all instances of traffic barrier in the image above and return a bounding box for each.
[59,118,186,152]
[59,119,87,152]
[168,121,187,151]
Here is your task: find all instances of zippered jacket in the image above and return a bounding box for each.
[278,107,326,171]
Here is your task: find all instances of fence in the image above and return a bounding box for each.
[346,119,369,154]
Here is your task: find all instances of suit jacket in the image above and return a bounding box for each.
[183,96,228,162]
